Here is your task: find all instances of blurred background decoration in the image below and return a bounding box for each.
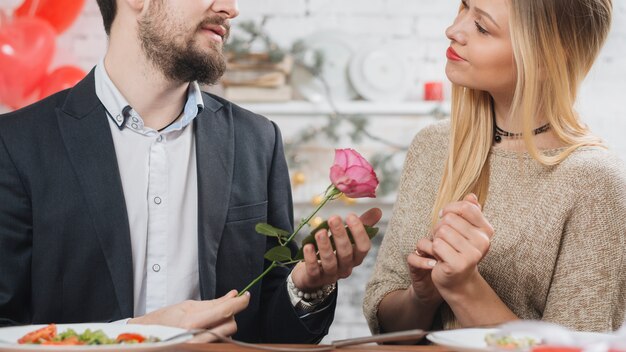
[222,18,448,201]
[0,0,86,109]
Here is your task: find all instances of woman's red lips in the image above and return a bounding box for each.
[446,47,465,61]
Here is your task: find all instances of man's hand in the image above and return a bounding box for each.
[128,290,250,343]
[291,208,382,292]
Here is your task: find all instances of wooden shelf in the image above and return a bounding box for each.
[239,101,451,116]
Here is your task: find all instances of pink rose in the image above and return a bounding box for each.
[329,149,379,198]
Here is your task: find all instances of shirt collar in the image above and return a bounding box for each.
[94,59,205,133]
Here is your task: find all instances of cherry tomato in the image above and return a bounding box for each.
[18,324,57,344]
[116,333,146,343]
[532,346,582,352]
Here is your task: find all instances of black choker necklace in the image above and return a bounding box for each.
[494,123,551,143]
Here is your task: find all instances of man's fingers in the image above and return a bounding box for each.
[359,207,382,227]
[328,216,353,274]
[303,244,321,279]
[212,290,238,303]
[316,229,338,278]
[186,319,238,343]
[193,293,250,329]
[345,213,371,266]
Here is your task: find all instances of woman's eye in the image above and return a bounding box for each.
[475,21,488,34]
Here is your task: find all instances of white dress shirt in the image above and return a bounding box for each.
[94,61,322,320]
[94,62,204,317]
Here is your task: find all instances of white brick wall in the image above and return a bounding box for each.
[1,0,625,342]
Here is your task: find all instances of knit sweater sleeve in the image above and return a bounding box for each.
[362,122,448,334]
[541,152,626,331]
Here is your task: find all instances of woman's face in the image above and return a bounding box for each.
[445,0,516,97]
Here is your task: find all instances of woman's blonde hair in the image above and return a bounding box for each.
[431,0,613,225]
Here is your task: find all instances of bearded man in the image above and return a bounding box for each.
[0,0,381,343]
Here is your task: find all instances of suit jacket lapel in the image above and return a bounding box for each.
[56,70,134,317]
[195,95,233,300]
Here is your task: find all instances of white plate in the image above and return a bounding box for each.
[427,328,500,352]
[291,31,358,103]
[348,42,412,102]
[427,327,615,352]
[0,323,191,352]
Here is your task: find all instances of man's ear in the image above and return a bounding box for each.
[120,0,145,14]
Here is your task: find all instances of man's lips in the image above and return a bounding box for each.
[201,24,227,42]
[446,47,466,61]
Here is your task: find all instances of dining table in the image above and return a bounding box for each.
[179,343,453,352]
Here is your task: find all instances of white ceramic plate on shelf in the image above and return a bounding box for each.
[0,323,191,352]
[348,42,412,102]
[290,31,359,103]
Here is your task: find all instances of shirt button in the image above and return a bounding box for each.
[157,135,164,142]
[154,196,162,205]
[152,264,161,272]
[116,115,122,122]
[131,123,138,129]
[132,117,139,123]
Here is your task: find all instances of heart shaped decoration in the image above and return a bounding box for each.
[0,17,56,109]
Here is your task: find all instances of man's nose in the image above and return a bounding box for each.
[212,0,239,19]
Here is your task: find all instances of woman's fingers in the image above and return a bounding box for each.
[440,200,494,240]
[434,213,490,254]
[408,251,437,271]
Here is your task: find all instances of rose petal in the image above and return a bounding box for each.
[333,149,349,169]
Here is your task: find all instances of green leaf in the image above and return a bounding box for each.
[294,221,380,260]
[264,246,292,262]
[255,223,290,239]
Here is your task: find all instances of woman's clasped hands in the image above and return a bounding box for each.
[407,193,494,302]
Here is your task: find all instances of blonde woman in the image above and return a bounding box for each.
[363,0,626,337]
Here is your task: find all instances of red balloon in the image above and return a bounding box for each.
[14,0,86,34]
[39,66,86,99]
[0,17,56,110]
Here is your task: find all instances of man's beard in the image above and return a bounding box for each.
[138,3,228,85]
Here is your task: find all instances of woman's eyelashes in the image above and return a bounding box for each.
[475,21,488,34]
[461,0,490,35]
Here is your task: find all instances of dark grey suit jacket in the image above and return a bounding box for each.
[0,71,335,343]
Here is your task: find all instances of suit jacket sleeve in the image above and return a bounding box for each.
[259,121,337,343]
[0,133,32,327]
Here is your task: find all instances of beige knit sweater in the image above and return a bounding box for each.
[363,120,626,333]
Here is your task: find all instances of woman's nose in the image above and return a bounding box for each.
[445,17,468,45]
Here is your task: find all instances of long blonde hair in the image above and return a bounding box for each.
[431,0,613,226]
